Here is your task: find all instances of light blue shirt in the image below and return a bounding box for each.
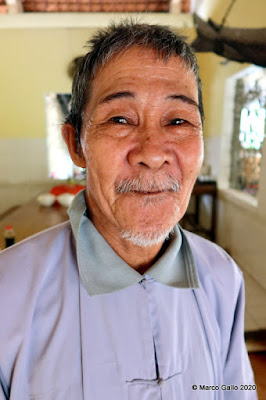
[0,193,257,399]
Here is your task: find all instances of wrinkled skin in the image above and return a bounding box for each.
[62,47,204,272]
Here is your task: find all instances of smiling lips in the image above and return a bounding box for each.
[115,175,182,195]
[131,190,172,194]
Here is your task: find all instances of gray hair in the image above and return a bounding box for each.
[65,19,204,150]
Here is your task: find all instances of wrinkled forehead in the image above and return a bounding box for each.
[93,45,193,81]
[86,47,198,108]
[80,46,200,127]
[80,45,200,126]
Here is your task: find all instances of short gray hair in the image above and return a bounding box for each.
[65,20,204,150]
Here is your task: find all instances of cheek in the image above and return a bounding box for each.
[84,139,127,198]
[178,138,203,177]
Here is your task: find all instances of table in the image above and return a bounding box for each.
[0,200,68,250]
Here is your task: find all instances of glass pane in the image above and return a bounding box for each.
[230,70,266,198]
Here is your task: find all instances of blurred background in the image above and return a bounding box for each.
[0,0,265,395]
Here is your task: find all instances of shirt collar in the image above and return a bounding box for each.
[68,190,199,296]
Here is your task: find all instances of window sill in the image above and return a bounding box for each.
[218,188,258,214]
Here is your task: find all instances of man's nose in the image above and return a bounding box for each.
[127,130,175,170]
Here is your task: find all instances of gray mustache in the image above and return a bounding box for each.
[115,175,182,194]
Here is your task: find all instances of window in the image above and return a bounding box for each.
[45,93,83,180]
[230,70,266,197]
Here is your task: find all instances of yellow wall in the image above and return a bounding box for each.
[194,0,266,137]
[0,0,265,140]
[209,0,266,28]
[0,27,246,140]
[0,28,96,139]
[197,53,248,138]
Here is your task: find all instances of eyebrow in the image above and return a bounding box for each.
[99,91,199,110]
[166,94,199,109]
[99,91,135,104]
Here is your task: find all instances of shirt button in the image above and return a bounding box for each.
[139,277,146,287]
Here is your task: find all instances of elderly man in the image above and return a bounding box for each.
[0,21,257,400]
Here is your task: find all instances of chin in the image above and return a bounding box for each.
[119,223,175,248]
[115,198,183,247]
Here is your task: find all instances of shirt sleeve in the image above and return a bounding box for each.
[222,278,258,399]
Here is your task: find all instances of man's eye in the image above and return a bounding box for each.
[109,116,128,124]
[170,118,185,125]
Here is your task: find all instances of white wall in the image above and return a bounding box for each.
[0,137,48,183]
[0,137,52,214]
[217,188,266,290]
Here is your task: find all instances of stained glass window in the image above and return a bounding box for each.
[230,71,266,197]
[239,100,265,150]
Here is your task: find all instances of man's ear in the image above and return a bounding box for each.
[62,123,86,168]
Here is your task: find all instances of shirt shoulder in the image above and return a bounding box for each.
[0,221,80,397]
[1,219,72,261]
[183,230,244,337]
[0,220,76,293]
[183,229,243,287]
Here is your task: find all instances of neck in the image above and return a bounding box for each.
[88,211,166,274]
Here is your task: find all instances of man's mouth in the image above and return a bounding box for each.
[131,190,169,194]
[115,175,182,195]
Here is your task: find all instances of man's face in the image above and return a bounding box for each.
[80,47,203,246]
